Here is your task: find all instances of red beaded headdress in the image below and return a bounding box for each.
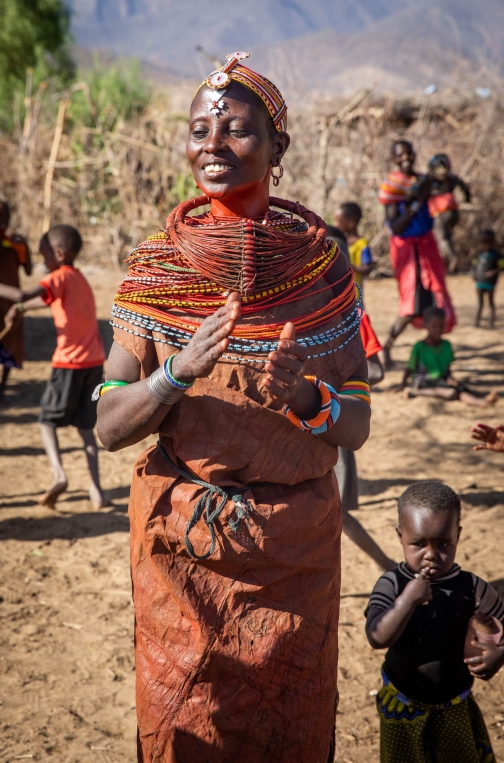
[196,52,288,132]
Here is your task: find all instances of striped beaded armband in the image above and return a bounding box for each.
[92,380,129,401]
[163,354,195,390]
[338,377,371,405]
[285,376,341,435]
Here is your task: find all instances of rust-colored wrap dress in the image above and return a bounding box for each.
[113,228,365,763]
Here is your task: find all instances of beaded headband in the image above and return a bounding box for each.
[195,51,288,132]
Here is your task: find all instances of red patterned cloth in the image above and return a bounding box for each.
[378,171,415,205]
[389,231,456,331]
[360,312,382,358]
[428,192,458,218]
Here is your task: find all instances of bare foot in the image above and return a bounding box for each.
[484,391,498,407]
[39,479,68,508]
[89,483,112,510]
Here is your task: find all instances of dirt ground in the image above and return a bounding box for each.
[0,268,503,763]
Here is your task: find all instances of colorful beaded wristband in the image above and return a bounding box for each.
[338,377,371,405]
[285,376,341,435]
[163,354,195,390]
[92,380,129,401]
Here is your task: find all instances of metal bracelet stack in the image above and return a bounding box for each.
[147,355,195,405]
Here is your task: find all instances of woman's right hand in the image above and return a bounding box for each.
[97,292,241,452]
[171,292,241,383]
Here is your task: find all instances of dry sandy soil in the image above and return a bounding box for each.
[0,269,503,763]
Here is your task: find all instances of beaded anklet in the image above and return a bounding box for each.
[338,377,371,405]
[92,380,129,401]
[284,376,340,435]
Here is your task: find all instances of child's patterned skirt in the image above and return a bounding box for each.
[377,669,495,763]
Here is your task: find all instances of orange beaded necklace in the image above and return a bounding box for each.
[113,197,359,355]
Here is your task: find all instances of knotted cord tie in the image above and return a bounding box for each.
[157,442,266,560]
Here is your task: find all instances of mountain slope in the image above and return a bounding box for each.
[68,0,417,71]
[67,0,504,91]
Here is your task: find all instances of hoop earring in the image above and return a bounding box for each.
[271,164,284,187]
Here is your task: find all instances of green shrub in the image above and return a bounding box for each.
[0,0,74,132]
[70,57,152,131]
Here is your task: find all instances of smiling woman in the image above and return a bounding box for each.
[97,53,370,763]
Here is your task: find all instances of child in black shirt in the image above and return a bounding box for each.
[472,229,504,329]
[365,481,504,763]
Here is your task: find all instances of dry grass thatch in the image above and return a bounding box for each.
[1,78,504,270]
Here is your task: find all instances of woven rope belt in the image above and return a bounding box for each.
[156,441,268,560]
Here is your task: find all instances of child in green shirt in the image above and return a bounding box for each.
[398,306,498,407]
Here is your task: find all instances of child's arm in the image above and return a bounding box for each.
[354,245,375,277]
[0,283,46,304]
[485,254,504,279]
[465,577,504,680]
[354,263,375,276]
[454,175,471,203]
[465,644,504,680]
[366,570,433,648]
[23,247,32,276]
[3,296,48,332]
[385,200,424,236]
[392,344,417,391]
[0,284,48,330]
[444,364,458,385]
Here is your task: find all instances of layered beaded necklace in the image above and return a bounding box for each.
[113,196,361,364]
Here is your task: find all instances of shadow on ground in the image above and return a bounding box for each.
[460,490,504,509]
[0,506,130,541]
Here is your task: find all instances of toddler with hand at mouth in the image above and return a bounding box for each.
[365,480,504,762]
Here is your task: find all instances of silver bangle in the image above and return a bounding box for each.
[148,366,187,405]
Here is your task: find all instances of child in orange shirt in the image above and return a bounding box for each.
[0,225,107,508]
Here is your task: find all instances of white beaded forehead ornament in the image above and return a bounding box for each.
[205,51,249,115]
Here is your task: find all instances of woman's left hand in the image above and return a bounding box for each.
[465,643,504,680]
[262,322,320,419]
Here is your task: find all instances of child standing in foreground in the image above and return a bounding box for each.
[333,202,375,301]
[0,200,32,401]
[0,225,107,508]
[366,481,504,763]
[472,229,504,329]
[398,305,498,407]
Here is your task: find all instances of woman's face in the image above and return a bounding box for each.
[393,142,416,174]
[187,82,289,202]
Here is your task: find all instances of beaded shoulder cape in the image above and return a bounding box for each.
[113,195,361,365]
